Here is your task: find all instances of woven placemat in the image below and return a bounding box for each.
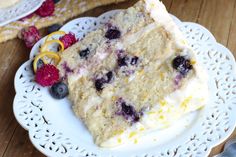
[0,0,127,43]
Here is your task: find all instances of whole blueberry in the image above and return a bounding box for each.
[47,24,62,34]
[118,56,128,67]
[50,82,69,99]
[120,102,140,123]
[106,71,113,83]
[172,56,193,75]
[105,28,121,40]
[130,56,139,65]
[31,59,44,74]
[121,102,134,116]
[37,59,44,69]
[79,48,90,59]
[95,78,106,91]
[94,71,114,91]
[53,0,61,4]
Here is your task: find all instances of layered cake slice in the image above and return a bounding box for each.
[57,0,208,147]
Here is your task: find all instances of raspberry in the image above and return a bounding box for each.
[35,64,60,87]
[36,0,55,17]
[59,33,77,49]
[19,26,41,48]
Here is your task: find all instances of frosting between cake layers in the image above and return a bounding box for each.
[145,0,187,48]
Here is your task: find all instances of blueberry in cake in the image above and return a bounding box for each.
[57,0,208,147]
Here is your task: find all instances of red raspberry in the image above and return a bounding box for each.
[19,26,41,48]
[36,0,55,17]
[59,33,77,49]
[35,64,60,87]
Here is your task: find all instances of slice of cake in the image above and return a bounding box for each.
[57,0,208,147]
[0,0,20,9]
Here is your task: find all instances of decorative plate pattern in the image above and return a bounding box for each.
[0,0,44,26]
[13,10,236,157]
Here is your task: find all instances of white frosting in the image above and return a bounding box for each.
[83,96,102,114]
[97,52,108,60]
[145,0,173,25]
[96,45,109,60]
[67,67,88,84]
[145,0,187,48]
[122,22,158,46]
[115,42,124,50]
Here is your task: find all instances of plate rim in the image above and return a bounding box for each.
[0,0,45,27]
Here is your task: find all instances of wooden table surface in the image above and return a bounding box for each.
[0,0,235,156]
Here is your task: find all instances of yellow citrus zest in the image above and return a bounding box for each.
[191,60,197,65]
[45,31,66,42]
[40,39,64,53]
[33,51,61,73]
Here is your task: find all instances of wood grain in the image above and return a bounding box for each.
[0,0,235,157]
[169,0,203,22]
[3,126,44,157]
[0,38,28,157]
[227,0,236,53]
[197,1,236,156]
[197,0,236,46]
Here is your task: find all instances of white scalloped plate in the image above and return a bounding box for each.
[0,0,45,27]
[13,10,236,157]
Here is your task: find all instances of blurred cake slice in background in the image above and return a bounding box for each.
[0,0,20,9]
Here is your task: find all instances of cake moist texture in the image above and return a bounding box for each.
[57,0,208,147]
